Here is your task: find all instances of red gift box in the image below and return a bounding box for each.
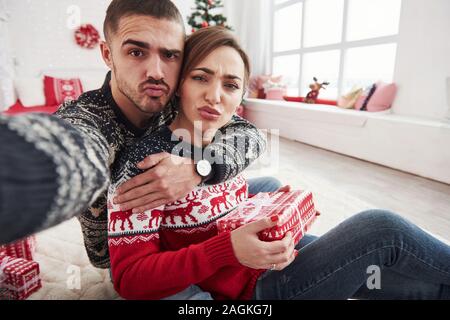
[0,253,41,300]
[1,236,36,261]
[217,190,319,244]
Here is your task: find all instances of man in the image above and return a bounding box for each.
[54,0,272,270]
[0,0,278,299]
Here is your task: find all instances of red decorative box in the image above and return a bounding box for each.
[217,190,319,244]
[0,253,41,300]
[1,236,36,261]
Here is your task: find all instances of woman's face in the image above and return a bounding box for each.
[179,46,245,136]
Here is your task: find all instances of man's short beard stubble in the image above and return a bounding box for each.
[112,62,170,116]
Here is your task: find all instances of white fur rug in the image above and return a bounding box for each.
[28,218,120,300]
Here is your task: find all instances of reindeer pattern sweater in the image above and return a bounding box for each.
[108,126,265,300]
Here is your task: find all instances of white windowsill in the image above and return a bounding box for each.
[244,98,450,129]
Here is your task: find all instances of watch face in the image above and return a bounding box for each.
[197,160,212,177]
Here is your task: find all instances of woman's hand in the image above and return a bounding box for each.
[230,216,298,271]
[114,152,202,213]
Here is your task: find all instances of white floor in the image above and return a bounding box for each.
[29,136,450,299]
[245,135,450,242]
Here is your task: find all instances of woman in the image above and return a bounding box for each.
[107,27,450,300]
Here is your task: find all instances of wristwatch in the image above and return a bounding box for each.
[196,159,213,183]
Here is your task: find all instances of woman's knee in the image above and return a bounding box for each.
[352,209,412,234]
[263,177,283,191]
[247,176,282,194]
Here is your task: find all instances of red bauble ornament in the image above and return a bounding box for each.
[74,24,100,49]
[201,21,209,28]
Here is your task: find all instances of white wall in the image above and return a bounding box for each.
[7,0,109,77]
[0,0,15,110]
[393,0,450,121]
[5,0,196,78]
[172,0,195,32]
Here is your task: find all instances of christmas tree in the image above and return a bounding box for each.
[187,0,232,32]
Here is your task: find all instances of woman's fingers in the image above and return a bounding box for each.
[265,235,296,266]
[263,231,293,255]
[266,249,298,271]
[114,182,156,205]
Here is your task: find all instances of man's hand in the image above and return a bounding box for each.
[114,152,202,213]
[230,216,298,271]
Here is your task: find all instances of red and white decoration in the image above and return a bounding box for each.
[0,251,41,300]
[44,75,83,106]
[0,236,36,261]
[3,72,106,115]
[217,190,320,245]
[74,24,100,49]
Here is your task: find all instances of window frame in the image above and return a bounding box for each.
[271,0,400,98]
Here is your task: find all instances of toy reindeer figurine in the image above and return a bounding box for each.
[305,77,330,104]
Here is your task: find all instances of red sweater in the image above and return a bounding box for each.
[107,175,265,300]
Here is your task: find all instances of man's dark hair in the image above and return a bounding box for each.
[103,0,185,42]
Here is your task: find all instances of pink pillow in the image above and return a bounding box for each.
[355,82,397,112]
[367,82,397,112]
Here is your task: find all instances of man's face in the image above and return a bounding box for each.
[103,15,184,115]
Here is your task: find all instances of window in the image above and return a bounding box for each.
[343,43,397,94]
[303,0,344,48]
[273,2,302,52]
[301,50,340,99]
[273,54,301,96]
[271,0,402,99]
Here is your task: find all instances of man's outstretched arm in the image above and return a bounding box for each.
[0,113,110,244]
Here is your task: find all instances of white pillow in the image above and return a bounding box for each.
[80,74,106,92]
[15,76,45,107]
[0,78,16,111]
